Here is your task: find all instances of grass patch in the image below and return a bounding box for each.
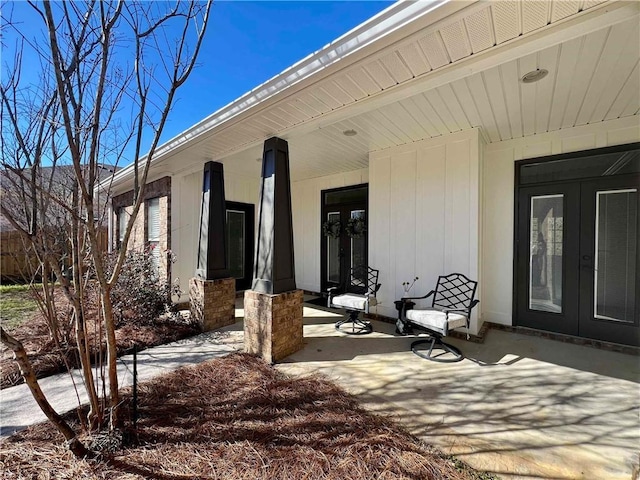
[0,353,497,479]
[0,284,38,329]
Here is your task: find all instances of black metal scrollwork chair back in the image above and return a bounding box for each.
[399,273,479,362]
[328,266,381,335]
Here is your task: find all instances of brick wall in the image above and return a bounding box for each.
[244,289,304,363]
[189,277,236,331]
[112,176,171,279]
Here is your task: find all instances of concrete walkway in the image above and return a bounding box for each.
[0,331,240,438]
[251,304,637,480]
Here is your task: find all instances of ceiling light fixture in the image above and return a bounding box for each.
[343,129,358,137]
[520,69,548,84]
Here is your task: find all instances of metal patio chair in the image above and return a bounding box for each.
[398,273,479,362]
[328,266,381,335]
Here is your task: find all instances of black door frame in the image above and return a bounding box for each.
[226,201,254,291]
[320,183,368,293]
[513,143,640,345]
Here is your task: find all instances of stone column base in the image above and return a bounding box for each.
[244,289,304,364]
[189,277,236,331]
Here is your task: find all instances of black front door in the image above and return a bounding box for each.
[578,176,639,345]
[226,201,254,291]
[516,183,581,336]
[320,184,368,292]
[515,144,640,346]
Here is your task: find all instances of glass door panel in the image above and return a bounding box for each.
[350,209,366,288]
[226,210,245,280]
[529,195,563,313]
[594,189,637,323]
[326,212,341,284]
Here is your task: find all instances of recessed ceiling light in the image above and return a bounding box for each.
[343,129,358,137]
[520,69,548,84]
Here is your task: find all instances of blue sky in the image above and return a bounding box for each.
[167,1,394,142]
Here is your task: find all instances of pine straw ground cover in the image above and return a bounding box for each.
[0,291,199,389]
[1,353,496,480]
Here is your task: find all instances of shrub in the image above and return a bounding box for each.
[106,248,181,327]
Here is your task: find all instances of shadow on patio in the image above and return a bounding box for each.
[264,303,640,480]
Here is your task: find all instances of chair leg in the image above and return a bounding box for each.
[411,334,463,362]
[335,310,372,335]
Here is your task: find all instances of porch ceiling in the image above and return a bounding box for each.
[141,0,639,184]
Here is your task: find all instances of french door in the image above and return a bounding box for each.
[516,173,639,346]
[320,184,368,292]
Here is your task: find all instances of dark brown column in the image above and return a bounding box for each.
[196,161,229,280]
[244,137,303,363]
[252,137,296,294]
[191,161,235,331]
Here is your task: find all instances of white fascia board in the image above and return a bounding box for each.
[108,0,465,189]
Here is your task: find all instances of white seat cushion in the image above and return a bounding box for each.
[406,308,467,334]
[332,293,376,310]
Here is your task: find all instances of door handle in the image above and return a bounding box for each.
[581,255,594,270]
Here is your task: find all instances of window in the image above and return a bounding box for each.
[147,198,161,276]
[117,208,128,248]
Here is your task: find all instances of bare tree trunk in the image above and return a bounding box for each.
[0,327,91,459]
[70,203,102,429]
[100,285,120,430]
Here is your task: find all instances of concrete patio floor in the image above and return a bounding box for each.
[221,300,640,480]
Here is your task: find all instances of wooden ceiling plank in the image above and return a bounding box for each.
[499,60,523,138]
[547,37,582,132]
[585,19,640,124]
[398,96,441,138]
[535,44,560,134]
[410,93,450,137]
[518,52,538,137]
[450,78,483,132]
[560,27,609,129]
[423,88,460,133]
[482,67,512,140]
[437,83,472,131]
[604,61,640,121]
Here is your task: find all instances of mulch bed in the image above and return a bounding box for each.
[0,353,494,480]
[0,295,200,389]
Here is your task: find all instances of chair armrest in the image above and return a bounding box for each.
[470,299,480,310]
[327,286,342,307]
[401,290,435,302]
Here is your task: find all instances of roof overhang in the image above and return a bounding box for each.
[109,0,639,190]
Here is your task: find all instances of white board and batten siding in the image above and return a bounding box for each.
[171,169,260,302]
[369,129,483,334]
[291,168,369,293]
[482,115,640,327]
